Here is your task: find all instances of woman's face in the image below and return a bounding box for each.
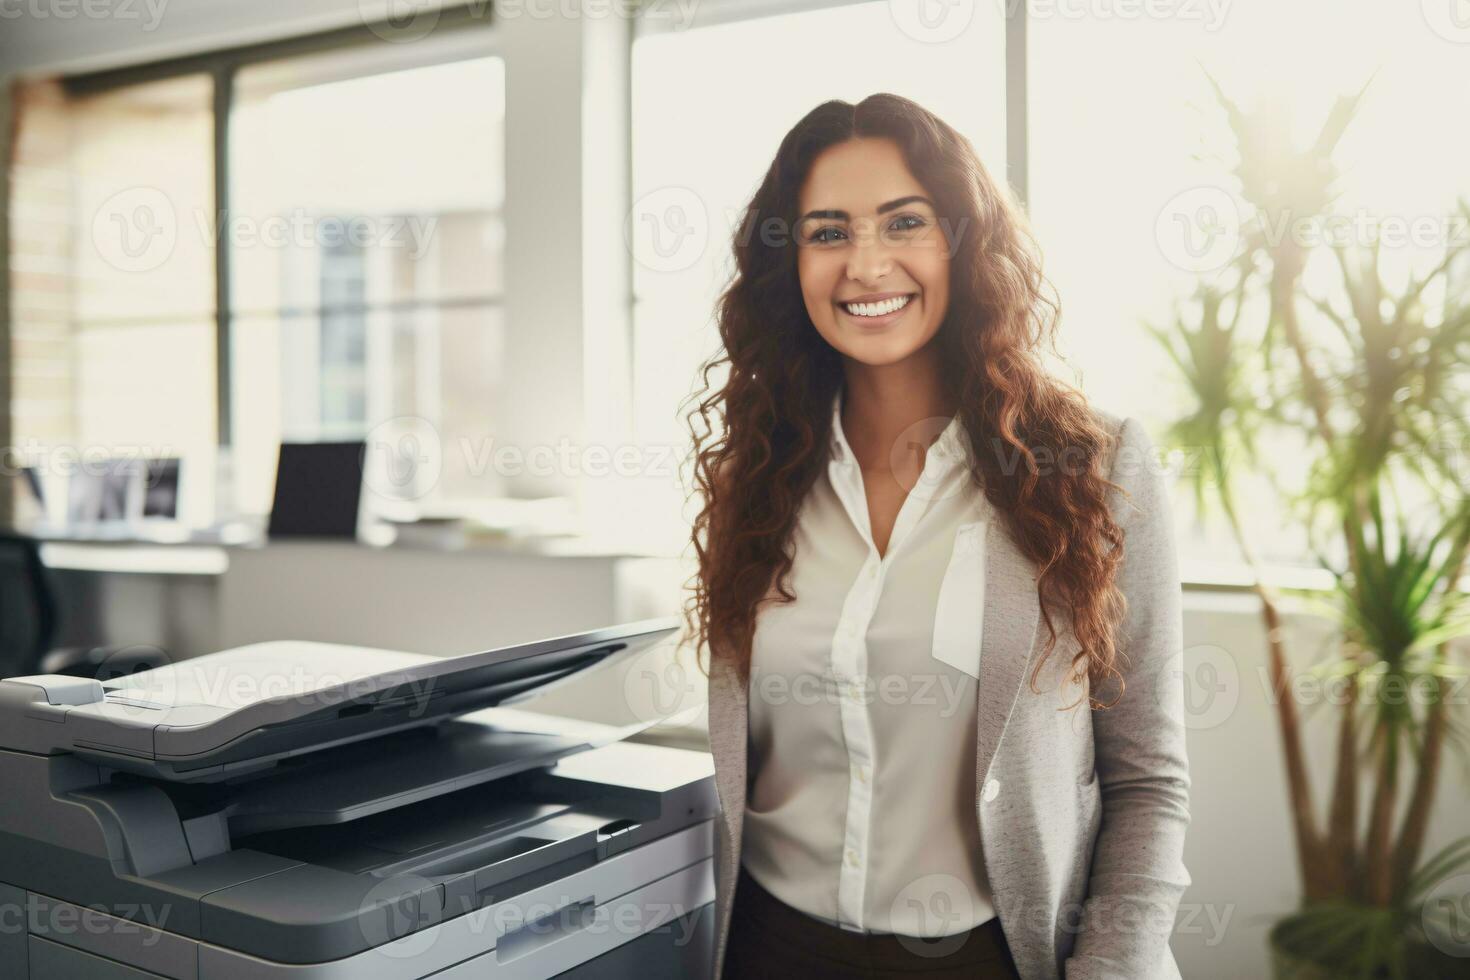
[795,136,952,367]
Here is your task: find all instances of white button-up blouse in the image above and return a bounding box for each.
[742,388,997,937]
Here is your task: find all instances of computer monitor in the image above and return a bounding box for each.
[65,458,136,525]
[20,467,44,509]
[266,441,366,539]
[141,458,181,520]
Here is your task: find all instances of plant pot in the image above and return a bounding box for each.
[1268,921,1337,980]
[1269,915,1470,980]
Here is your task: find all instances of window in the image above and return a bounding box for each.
[1026,3,1470,576]
[630,0,1470,577]
[229,51,506,516]
[7,31,506,530]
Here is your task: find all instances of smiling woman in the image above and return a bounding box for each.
[681,93,1192,980]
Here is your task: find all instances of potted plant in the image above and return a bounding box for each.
[1148,72,1470,978]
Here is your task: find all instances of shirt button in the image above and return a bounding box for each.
[984,778,1001,802]
[866,564,878,579]
[845,849,859,868]
[854,765,869,784]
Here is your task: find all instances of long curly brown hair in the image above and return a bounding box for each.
[680,93,1130,710]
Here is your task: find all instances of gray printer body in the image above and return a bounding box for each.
[0,620,717,979]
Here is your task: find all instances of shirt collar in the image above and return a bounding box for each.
[828,390,969,468]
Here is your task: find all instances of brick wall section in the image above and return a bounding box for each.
[1,80,11,527]
[8,78,76,487]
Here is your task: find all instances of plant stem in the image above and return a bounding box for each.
[1325,672,1360,896]
[1219,474,1325,894]
[1362,718,1401,905]
[1390,549,1465,899]
[1390,667,1447,900]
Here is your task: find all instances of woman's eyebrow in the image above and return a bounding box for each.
[798,195,935,223]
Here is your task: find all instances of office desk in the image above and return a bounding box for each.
[216,539,683,654]
[35,537,688,692]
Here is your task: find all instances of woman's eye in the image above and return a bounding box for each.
[805,216,924,244]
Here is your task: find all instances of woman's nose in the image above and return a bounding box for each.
[846,224,895,283]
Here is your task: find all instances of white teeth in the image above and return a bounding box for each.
[842,294,913,318]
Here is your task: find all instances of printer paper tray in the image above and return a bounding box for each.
[202,720,593,836]
[150,708,669,838]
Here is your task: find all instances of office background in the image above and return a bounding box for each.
[2,1,1468,976]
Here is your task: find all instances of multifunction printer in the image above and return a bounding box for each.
[0,619,716,979]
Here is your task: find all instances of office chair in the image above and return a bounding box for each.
[0,532,170,680]
[0,532,56,678]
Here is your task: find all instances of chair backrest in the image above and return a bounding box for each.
[0,533,57,678]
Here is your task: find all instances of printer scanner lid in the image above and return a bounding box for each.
[0,618,679,780]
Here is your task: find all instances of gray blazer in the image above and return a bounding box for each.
[705,412,1192,980]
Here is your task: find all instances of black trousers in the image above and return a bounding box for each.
[722,866,1024,979]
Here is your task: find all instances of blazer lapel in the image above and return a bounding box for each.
[975,517,1043,795]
